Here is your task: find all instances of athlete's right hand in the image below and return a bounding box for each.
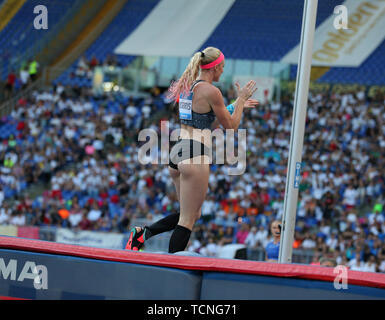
[235,80,257,101]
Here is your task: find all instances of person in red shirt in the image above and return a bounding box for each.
[5,70,16,99]
[89,55,99,70]
[78,211,92,230]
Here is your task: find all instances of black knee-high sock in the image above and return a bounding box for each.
[168,225,192,253]
[144,212,180,240]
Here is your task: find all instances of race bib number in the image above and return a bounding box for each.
[179,93,193,120]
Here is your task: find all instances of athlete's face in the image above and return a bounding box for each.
[214,61,224,81]
[271,222,281,237]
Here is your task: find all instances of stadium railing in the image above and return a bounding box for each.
[34,221,315,263]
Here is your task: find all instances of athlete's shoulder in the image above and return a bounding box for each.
[203,83,222,97]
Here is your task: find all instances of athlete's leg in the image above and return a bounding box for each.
[125,166,181,250]
[143,166,180,237]
[169,165,181,202]
[168,156,210,253]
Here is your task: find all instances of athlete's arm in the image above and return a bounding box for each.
[211,98,259,130]
[208,81,256,130]
[208,87,244,130]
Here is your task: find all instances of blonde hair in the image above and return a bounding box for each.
[167,47,222,103]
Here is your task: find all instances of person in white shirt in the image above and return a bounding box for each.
[255,225,268,247]
[205,237,219,257]
[87,203,102,222]
[343,182,358,208]
[301,233,317,249]
[326,232,338,251]
[363,255,377,273]
[126,102,138,118]
[9,212,26,226]
[244,226,258,248]
[142,104,152,119]
[348,255,365,271]
[20,67,30,89]
[0,206,10,224]
[378,260,385,273]
[69,204,83,228]
[201,196,216,221]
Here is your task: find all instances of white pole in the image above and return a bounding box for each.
[278,0,318,264]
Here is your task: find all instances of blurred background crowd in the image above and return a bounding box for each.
[0,76,384,272]
[0,0,384,275]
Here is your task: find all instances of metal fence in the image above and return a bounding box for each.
[38,225,57,242]
[35,222,316,263]
[247,247,316,264]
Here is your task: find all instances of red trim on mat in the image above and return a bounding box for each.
[1,236,385,289]
[0,296,30,300]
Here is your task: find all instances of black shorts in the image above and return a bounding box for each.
[169,139,211,170]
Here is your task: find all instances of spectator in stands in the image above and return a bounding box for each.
[348,253,365,271]
[78,211,92,230]
[199,236,219,257]
[5,70,16,99]
[28,58,39,82]
[0,202,11,224]
[301,232,317,250]
[343,181,359,210]
[363,254,377,273]
[19,66,30,90]
[1,77,384,271]
[76,56,90,78]
[245,226,258,248]
[68,203,83,228]
[218,226,235,246]
[319,257,337,267]
[255,225,268,247]
[265,220,281,263]
[89,55,99,70]
[236,223,250,245]
[326,231,339,251]
[9,210,26,226]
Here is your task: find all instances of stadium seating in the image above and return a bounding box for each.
[55,0,347,87]
[200,0,341,61]
[0,0,80,80]
[3,0,384,86]
[54,0,160,87]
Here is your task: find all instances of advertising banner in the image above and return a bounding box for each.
[0,225,17,237]
[56,228,125,250]
[282,0,385,67]
[17,226,39,239]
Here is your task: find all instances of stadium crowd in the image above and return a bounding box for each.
[0,81,384,273]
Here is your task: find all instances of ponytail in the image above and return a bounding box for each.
[166,47,222,104]
[167,52,202,104]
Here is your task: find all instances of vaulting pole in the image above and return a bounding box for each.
[278,0,318,264]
